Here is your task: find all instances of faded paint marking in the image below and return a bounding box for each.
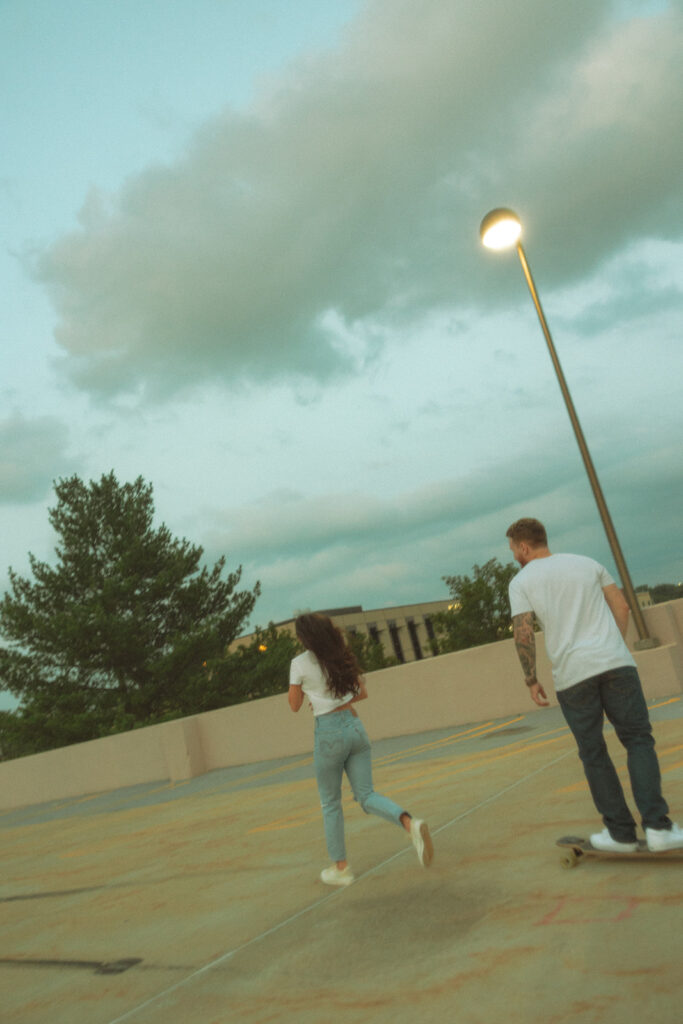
[536,895,641,927]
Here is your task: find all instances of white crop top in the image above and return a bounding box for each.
[289,649,357,716]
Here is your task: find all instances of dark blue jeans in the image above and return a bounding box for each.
[557,666,671,842]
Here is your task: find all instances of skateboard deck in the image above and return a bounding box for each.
[557,835,683,869]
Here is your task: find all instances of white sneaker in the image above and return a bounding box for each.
[410,818,434,867]
[646,822,683,852]
[589,828,638,853]
[320,864,354,887]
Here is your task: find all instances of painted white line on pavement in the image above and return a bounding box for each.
[106,749,572,1024]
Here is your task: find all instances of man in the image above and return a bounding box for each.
[506,517,683,853]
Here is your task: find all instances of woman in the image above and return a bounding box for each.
[288,612,434,887]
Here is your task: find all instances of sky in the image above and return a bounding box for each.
[2,0,682,711]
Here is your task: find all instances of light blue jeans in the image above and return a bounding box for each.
[314,708,405,862]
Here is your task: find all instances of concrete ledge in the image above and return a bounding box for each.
[633,640,683,697]
[161,717,207,781]
[0,725,168,810]
[1,600,681,811]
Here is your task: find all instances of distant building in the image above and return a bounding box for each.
[231,599,451,664]
[636,590,653,608]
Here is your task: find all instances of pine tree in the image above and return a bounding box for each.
[0,472,259,755]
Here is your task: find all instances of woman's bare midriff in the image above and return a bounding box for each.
[325,703,357,717]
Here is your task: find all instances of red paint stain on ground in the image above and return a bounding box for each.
[536,895,641,926]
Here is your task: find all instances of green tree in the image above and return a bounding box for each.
[433,557,519,654]
[0,472,259,756]
[346,630,398,672]
[650,583,683,604]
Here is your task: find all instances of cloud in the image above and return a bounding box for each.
[0,414,70,503]
[503,9,683,278]
[204,437,683,626]
[205,453,575,562]
[201,453,576,619]
[33,0,683,400]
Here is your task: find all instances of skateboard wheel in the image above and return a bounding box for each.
[560,850,579,869]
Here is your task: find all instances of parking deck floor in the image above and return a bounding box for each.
[1,697,682,1024]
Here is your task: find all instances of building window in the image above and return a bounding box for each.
[407,619,422,660]
[424,616,435,641]
[388,622,405,663]
[368,625,380,645]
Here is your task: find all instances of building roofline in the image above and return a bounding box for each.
[264,598,448,631]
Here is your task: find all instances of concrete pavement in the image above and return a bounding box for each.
[1,697,681,1024]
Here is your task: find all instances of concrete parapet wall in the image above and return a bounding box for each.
[1,600,681,811]
[0,721,169,809]
[625,597,683,647]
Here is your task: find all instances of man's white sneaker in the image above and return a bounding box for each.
[410,818,434,867]
[320,864,354,887]
[646,822,683,852]
[589,829,638,853]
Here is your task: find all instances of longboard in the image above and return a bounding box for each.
[557,835,683,869]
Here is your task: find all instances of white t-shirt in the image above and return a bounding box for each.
[289,649,357,717]
[508,553,635,692]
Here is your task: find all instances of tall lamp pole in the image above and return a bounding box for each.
[479,207,655,646]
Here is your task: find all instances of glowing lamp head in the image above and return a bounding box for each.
[480,208,522,250]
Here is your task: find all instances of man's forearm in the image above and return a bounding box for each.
[512,612,537,685]
[603,585,630,638]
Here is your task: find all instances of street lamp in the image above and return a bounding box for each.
[480,207,655,646]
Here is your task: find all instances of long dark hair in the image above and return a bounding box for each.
[295,613,362,699]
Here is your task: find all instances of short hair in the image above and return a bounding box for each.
[506,518,548,547]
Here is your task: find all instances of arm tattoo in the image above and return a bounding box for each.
[512,612,537,685]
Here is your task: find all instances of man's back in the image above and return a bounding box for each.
[508,553,634,691]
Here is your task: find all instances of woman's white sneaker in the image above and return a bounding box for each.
[589,828,638,853]
[410,818,434,867]
[646,822,683,852]
[320,864,355,886]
